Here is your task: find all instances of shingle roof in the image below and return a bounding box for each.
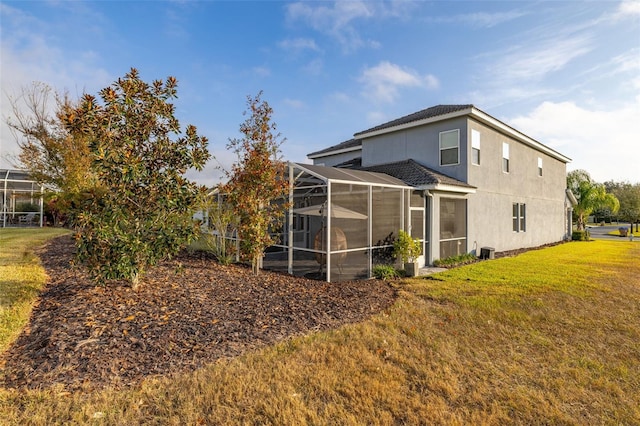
[334,157,362,169]
[354,104,473,137]
[359,159,475,189]
[307,138,362,158]
[295,163,410,188]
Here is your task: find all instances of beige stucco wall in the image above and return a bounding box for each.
[466,118,568,253]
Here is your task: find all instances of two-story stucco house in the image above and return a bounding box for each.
[306,104,573,266]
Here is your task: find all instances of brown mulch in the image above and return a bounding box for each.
[1,236,397,391]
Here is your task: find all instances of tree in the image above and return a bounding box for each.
[6,83,99,225]
[70,68,210,289]
[221,92,289,275]
[6,82,97,194]
[604,180,640,224]
[567,170,619,230]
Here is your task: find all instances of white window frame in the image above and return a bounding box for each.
[439,129,460,166]
[471,129,480,166]
[512,203,526,232]
[502,142,510,173]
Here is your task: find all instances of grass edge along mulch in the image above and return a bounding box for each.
[1,234,639,425]
[0,228,71,353]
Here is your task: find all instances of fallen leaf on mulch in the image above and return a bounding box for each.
[1,235,396,391]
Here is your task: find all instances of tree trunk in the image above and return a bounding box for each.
[131,272,140,291]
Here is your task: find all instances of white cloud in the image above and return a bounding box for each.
[463,11,527,28]
[283,98,306,109]
[615,0,640,18]
[327,92,351,103]
[0,3,112,169]
[509,101,640,182]
[366,111,387,125]
[496,35,593,82]
[252,66,271,77]
[286,1,374,52]
[278,37,320,52]
[427,10,527,28]
[359,61,439,103]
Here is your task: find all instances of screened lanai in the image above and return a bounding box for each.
[1,169,44,228]
[263,163,416,282]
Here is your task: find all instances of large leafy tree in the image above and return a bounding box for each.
[567,170,619,230]
[70,68,210,289]
[222,92,289,275]
[604,181,640,224]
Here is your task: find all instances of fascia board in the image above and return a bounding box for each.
[416,183,477,194]
[469,107,572,163]
[328,178,411,190]
[307,145,362,159]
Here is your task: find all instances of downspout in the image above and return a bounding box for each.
[425,190,434,265]
[326,182,332,283]
[287,162,294,275]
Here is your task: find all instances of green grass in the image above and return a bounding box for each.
[0,228,70,352]
[1,235,638,425]
[607,229,639,237]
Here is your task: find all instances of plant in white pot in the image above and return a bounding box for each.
[393,230,422,277]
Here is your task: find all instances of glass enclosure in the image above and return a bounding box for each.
[1,169,44,228]
[262,163,413,282]
[439,198,467,258]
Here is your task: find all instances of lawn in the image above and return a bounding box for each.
[1,230,639,425]
[0,228,70,353]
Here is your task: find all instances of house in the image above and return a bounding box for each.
[1,169,44,228]
[305,104,573,267]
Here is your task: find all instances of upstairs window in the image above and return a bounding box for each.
[538,157,543,177]
[439,129,459,166]
[471,130,480,165]
[512,203,526,232]
[502,142,510,173]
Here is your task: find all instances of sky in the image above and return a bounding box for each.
[1,0,639,186]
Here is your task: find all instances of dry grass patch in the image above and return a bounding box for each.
[1,239,639,425]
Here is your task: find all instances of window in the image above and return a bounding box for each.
[537,157,543,177]
[512,203,526,232]
[502,142,510,173]
[439,129,459,166]
[471,130,480,165]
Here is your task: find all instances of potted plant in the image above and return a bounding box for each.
[393,230,422,277]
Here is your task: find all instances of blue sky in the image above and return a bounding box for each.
[1,0,639,186]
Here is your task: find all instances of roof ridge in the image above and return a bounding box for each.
[353,104,474,137]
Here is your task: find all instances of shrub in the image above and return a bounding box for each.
[572,230,590,241]
[372,264,400,280]
[393,230,421,264]
[15,202,39,213]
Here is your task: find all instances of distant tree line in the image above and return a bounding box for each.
[567,169,639,229]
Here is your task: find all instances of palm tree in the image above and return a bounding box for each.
[567,170,619,230]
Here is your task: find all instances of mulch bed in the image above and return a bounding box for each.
[1,236,397,391]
